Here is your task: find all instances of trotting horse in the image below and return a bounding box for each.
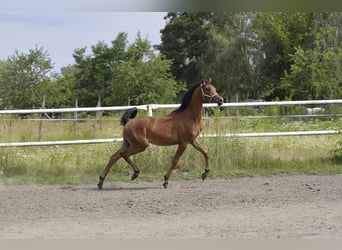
[97,79,224,189]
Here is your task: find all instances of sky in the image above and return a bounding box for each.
[0,12,167,73]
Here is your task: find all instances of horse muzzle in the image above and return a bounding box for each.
[213,95,224,106]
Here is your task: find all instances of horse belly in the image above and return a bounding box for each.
[148,130,179,146]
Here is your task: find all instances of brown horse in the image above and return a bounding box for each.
[97,79,224,189]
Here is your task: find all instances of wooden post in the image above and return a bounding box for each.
[235,94,240,131]
[226,96,229,117]
[95,96,102,137]
[74,99,78,134]
[37,96,46,141]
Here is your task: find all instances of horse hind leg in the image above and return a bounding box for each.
[122,155,141,180]
[98,139,147,189]
[120,142,149,181]
[97,149,122,189]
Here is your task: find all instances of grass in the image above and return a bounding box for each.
[1,108,342,185]
[1,135,341,185]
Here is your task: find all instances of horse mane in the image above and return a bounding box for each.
[171,83,201,114]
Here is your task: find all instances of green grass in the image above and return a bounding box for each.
[1,110,342,185]
[1,135,342,185]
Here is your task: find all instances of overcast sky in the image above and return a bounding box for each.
[0,12,167,73]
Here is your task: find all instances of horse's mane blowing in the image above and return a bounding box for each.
[171,83,200,114]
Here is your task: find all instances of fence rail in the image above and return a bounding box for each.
[1,99,342,116]
[1,99,341,147]
[0,130,339,148]
[0,105,148,115]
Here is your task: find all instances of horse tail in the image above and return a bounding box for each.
[120,107,138,126]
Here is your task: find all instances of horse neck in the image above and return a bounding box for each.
[185,86,203,123]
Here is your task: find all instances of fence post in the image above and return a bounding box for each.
[74,99,78,134]
[95,96,103,137]
[38,95,45,141]
[235,94,240,130]
[147,104,153,117]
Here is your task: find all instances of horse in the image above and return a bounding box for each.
[97,79,224,189]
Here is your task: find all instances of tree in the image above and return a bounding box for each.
[199,12,258,101]
[106,35,182,105]
[250,12,310,100]
[0,46,53,109]
[72,32,128,106]
[0,60,8,107]
[280,13,342,100]
[72,32,181,106]
[158,12,213,87]
[40,65,77,108]
[280,46,342,101]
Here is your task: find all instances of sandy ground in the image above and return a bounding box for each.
[1,174,342,239]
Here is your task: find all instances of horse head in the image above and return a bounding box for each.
[200,79,224,106]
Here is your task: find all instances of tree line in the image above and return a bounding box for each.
[1,12,342,109]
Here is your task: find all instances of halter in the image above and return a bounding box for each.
[200,82,218,102]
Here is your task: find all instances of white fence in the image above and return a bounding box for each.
[0,105,148,115]
[2,99,342,116]
[0,99,341,147]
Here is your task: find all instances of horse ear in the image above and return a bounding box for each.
[209,77,212,83]
[201,79,206,85]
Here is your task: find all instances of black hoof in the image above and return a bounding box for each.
[98,176,104,189]
[131,170,140,180]
[163,175,169,188]
[201,169,210,181]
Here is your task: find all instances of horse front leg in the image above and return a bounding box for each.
[163,144,187,188]
[191,139,210,181]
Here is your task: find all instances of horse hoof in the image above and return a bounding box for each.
[201,169,210,181]
[201,173,207,181]
[98,176,105,189]
[163,182,168,189]
[131,170,140,180]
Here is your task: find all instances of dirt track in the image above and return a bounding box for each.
[1,174,342,239]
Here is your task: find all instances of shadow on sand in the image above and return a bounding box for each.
[59,182,163,192]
